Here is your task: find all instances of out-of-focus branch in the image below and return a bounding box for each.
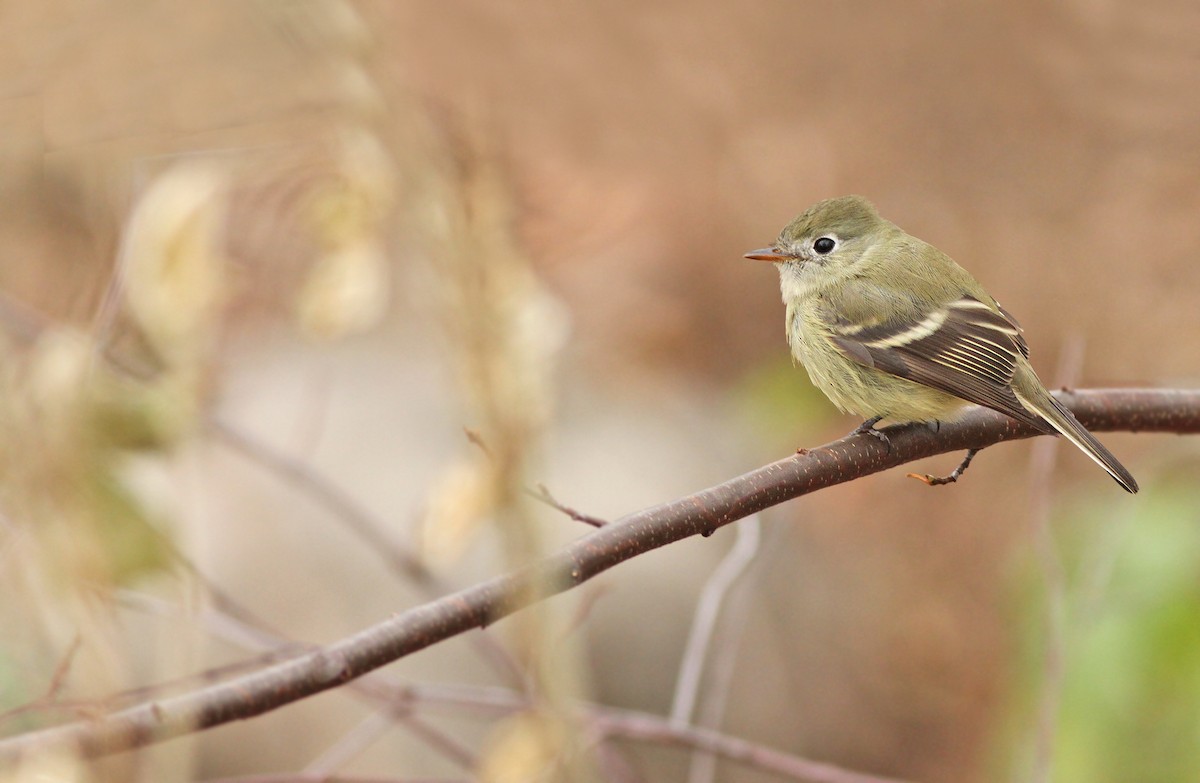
[206,416,526,688]
[670,515,760,727]
[1,388,1196,764]
[120,583,909,783]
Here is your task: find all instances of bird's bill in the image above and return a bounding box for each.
[744,248,790,262]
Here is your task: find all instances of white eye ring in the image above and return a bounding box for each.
[813,236,837,255]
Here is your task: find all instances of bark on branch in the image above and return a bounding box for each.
[3,387,1197,763]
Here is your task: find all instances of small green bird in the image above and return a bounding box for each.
[746,195,1138,492]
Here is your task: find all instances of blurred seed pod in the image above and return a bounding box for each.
[296,238,390,340]
[478,710,572,783]
[119,163,228,369]
[418,456,496,568]
[297,129,395,339]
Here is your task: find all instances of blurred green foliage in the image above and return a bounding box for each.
[1005,479,1200,782]
[732,356,837,451]
[0,649,28,725]
[89,471,173,583]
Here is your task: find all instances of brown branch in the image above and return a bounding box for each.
[123,587,910,783]
[1,388,1196,763]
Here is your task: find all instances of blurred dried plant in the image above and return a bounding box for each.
[0,2,598,777]
[295,129,393,340]
[479,709,586,783]
[0,163,231,751]
[119,164,228,373]
[406,119,589,778]
[3,164,231,580]
[414,130,568,566]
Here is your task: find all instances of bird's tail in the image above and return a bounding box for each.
[1014,388,1139,493]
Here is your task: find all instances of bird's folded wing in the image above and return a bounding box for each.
[825,295,1055,433]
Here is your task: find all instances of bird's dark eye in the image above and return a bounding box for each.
[813,237,836,255]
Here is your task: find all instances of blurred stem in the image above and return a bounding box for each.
[670,515,761,728]
[1022,337,1083,783]
[426,120,590,779]
[207,416,525,688]
[685,522,765,783]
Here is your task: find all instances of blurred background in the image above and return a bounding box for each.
[1,2,1199,782]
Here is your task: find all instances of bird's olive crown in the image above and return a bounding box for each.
[776,195,885,250]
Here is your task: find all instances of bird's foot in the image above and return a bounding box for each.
[849,415,890,450]
[907,448,979,487]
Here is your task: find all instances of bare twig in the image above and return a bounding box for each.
[1,388,1194,762]
[589,736,646,783]
[208,417,525,688]
[529,484,608,528]
[556,584,612,643]
[670,515,761,727]
[0,636,83,728]
[592,708,911,783]
[303,707,478,778]
[304,708,405,776]
[393,714,479,774]
[408,683,913,783]
[685,523,767,783]
[462,427,492,458]
[208,417,434,586]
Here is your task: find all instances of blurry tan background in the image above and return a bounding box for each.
[1,2,1199,782]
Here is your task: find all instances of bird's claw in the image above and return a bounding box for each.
[906,471,953,486]
[850,416,890,450]
[907,448,979,488]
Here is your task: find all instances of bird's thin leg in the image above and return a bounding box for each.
[907,448,979,487]
[849,415,890,449]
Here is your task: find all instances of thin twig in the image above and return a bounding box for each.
[208,417,434,585]
[670,515,761,727]
[0,635,83,728]
[1072,507,1131,629]
[408,683,913,783]
[592,708,912,783]
[556,584,612,643]
[303,706,479,779]
[462,427,492,458]
[89,235,129,370]
[590,735,646,783]
[208,417,525,688]
[396,715,479,774]
[528,484,608,528]
[305,708,404,776]
[686,524,769,783]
